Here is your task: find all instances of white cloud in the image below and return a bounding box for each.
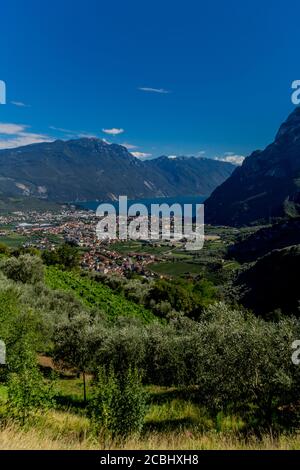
[168,155,177,159]
[77,132,98,138]
[131,151,152,159]
[49,126,98,139]
[0,122,53,149]
[102,128,124,135]
[185,150,206,158]
[0,123,29,135]
[0,135,52,149]
[49,125,74,133]
[11,101,30,107]
[138,87,170,94]
[214,153,245,165]
[121,142,138,150]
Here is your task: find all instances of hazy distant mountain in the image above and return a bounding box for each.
[0,138,235,202]
[145,155,234,196]
[205,108,300,226]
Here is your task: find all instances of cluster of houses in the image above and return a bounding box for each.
[81,247,156,276]
[0,208,160,277]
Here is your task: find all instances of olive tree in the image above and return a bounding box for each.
[0,254,44,284]
[53,312,104,401]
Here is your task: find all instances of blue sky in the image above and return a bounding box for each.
[0,0,299,162]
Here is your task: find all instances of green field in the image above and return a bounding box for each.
[0,233,29,248]
[45,266,157,323]
[111,240,174,256]
[150,261,203,277]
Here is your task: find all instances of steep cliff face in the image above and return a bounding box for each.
[205,108,300,226]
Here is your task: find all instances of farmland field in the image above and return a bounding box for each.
[45,266,157,323]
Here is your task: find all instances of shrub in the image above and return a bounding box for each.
[94,318,147,375]
[0,242,10,256]
[42,243,80,270]
[89,366,147,440]
[0,254,44,284]
[147,278,217,319]
[192,303,300,425]
[6,347,54,425]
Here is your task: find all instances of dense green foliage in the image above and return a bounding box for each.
[89,367,147,439]
[42,243,80,270]
[147,278,217,319]
[0,251,299,437]
[92,272,218,320]
[45,266,157,323]
[7,355,54,425]
[0,254,44,284]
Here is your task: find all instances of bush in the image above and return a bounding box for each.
[147,278,217,319]
[42,243,80,270]
[192,303,300,425]
[7,366,54,425]
[0,242,10,256]
[89,366,147,440]
[0,254,44,284]
[6,346,54,425]
[143,321,191,386]
[94,318,147,375]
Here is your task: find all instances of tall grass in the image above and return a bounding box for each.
[1,379,300,450]
[1,417,300,450]
[0,400,300,450]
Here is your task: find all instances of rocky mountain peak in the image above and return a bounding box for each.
[205,108,300,226]
[275,106,300,142]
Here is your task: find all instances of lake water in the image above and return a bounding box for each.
[76,195,207,217]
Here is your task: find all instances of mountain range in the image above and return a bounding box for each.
[0,138,235,203]
[205,107,300,226]
[2,107,299,223]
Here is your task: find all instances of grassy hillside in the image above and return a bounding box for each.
[0,253,299,450]
[1,376,300,450]
[1,412,300,450]
[45,266,157,323]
